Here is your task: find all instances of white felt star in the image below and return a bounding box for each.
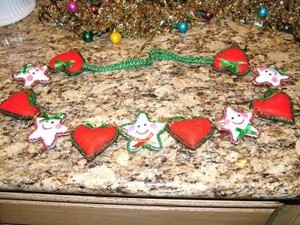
[13,64,50,88]
[217,106,259,144]
[28,113,69,151]
[122,112,166,153]
[252,66,291,87]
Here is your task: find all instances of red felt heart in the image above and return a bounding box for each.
[168,118,214,150]
[72,125,118,161]
[213,46,249,75]
[252,91,294,123]
[0,90,38,119]
[49,50,85,76]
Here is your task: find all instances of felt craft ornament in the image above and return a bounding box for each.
[252,66,291,87]
[13,64,50,87]
[213,46,249,75]
[27,113,69,151]
[167,117,214,150]
[49,50,85,76]
[217,106,259,144]
[0,90,39,120]
[72,123,118,161]
[251,90,294,123]
[121,111,166,153]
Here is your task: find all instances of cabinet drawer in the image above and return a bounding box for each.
[0,192,281,225]
[0,199,276,225]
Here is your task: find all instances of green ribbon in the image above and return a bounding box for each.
[84,122,94,128]
[235,124,257,141]
[100,122,109,128]
[269,66,288,77]
[28,92,37,106]
[170,116,186,121]
[54,60,75,69]
[263,89,279,99]
[220,58,245,73]
[15,64,32,76]
[42,112,64,120]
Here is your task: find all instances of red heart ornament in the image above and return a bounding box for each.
[49,50,85,76]
[213,46,249,75]
[72,124,118,161]
[168,118,214,150]
[0,90,38,119]
[252,91,294,123]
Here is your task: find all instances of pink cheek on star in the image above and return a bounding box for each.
[241,113,248,118]
[150,123,157,129]
[272,77,278,83]
[26,75,33,82]
[224,119,230,125]
[55,124,62,129]
[128,125,135,132]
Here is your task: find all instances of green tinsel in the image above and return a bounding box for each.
[40,0,300,41]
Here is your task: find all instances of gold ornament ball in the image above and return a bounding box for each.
[110,32,122,44]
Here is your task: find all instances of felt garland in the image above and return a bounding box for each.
[0,46,296,161]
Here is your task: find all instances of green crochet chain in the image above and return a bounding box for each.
[48,46,250,76]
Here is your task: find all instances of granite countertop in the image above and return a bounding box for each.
[0,2,299,200]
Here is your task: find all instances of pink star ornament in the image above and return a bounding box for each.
[13,64,51,88]
[252,66,291,87]
[28,113,69,151]
[217,106,259,144]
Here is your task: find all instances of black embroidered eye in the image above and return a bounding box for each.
[269,73,272,76]
[231,117,234,120]
[238,114,241,117]
[36,69,39,71]
[32,72,35,75]
[137,125,140,128]
[265,70,268,72]
[51,121,54,124]
[144,124,147,126]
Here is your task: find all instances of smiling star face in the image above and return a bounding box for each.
[13,65,50,87]
[37,118,65,131]
[219,106,252,130]
[125,113,159,139]
[122,112,166,152]
[217,106,258,144]
[28,115,69,150]
[252,66,291,87]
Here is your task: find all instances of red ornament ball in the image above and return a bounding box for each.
[204,12,213,20]
[91,5,98,14]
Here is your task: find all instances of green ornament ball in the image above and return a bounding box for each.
[87,0,100,5]
[82,30,93,42]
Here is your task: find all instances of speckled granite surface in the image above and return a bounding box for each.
[0,3,299,200]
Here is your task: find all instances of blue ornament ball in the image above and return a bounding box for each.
[257,7,269,18]
[177,21,189,33]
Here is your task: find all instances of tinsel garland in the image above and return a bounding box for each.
[40,0,300,41]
